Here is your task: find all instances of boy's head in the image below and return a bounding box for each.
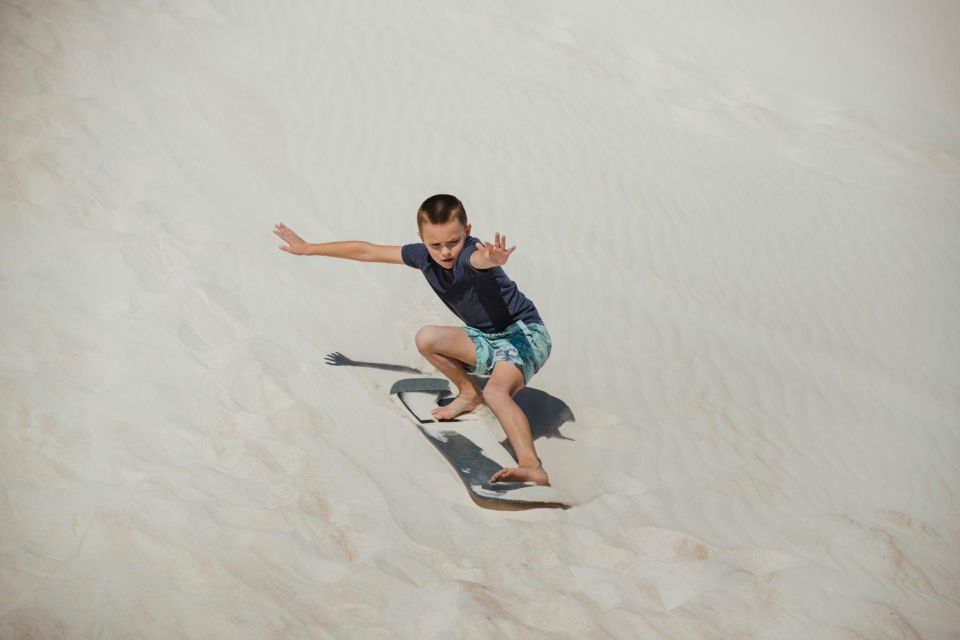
[417,194,472,270]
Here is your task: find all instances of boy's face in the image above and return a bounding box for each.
[419,220,471,270]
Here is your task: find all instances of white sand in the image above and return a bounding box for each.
[2,1,959,637]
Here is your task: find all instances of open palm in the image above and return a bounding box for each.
[475,232,516,266]
[274,223,308,255]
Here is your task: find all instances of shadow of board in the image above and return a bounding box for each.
[391,377,574,510]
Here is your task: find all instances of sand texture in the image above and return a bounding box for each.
[2,1,959,638]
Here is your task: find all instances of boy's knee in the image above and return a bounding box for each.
[482,384,510,404]
[415,326,437,355]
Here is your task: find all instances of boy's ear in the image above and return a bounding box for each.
[465,223,472,236]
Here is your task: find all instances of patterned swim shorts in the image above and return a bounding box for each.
[463,321,552,384]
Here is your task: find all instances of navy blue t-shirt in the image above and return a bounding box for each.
[401,235,544,333]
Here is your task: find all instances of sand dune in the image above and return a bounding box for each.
[2,0,959,637]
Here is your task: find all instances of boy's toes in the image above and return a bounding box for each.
[431,405,457,420]
[430,394,481,421]
[489,465,550,486]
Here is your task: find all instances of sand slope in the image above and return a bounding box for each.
[2,1,959,638]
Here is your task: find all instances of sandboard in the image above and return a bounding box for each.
[389,378,569,509]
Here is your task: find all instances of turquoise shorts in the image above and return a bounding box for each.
[463,321,552,384]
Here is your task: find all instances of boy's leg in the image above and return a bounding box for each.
[483,361,549,486]
[415,325,483,420]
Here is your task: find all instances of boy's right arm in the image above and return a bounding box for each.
[274,223,404,264]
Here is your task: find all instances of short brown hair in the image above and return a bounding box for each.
[417,194,468,230]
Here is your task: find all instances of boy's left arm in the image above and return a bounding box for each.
[470,232,516,270]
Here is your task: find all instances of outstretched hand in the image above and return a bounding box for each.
[274,223,308,255]
[475,232,516,267]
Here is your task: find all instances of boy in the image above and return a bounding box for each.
[273,194,552,486]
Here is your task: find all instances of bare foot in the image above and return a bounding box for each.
[489,465,550,486]
[431,393,483,421]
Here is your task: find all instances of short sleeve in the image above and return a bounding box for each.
[401,243,429,269]
[458,237,488,273]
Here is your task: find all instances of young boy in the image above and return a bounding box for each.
[273,194,552,485]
